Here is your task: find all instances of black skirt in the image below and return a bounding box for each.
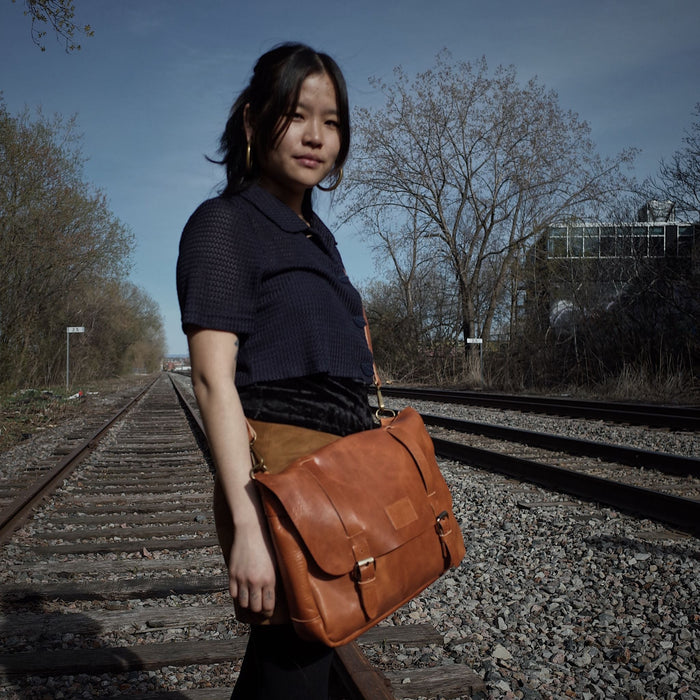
[237,374,374,437]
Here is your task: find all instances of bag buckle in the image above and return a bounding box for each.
[249,438,268,478]
[435,510,451,535]
[373,384,396,422]
[353,557,376,582]
[436,510,456,564]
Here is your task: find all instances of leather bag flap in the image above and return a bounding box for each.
[256,408,451,577]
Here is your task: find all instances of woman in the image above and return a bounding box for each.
[176,43,375,699]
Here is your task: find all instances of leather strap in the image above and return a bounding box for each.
[247,419,340,474]
[362,308,382,388]
[387,420,437,496]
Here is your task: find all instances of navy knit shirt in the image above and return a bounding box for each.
[176,185,375,389]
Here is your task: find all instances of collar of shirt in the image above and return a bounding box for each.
[240,184,338,246]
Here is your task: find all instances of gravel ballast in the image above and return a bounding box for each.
[1,387,698,699]
[366,397,700,699]
[384,459,700,699]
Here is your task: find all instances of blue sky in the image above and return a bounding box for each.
[1,0,698,355]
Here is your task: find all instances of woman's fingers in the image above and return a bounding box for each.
[227,532,277,613]
[262,585,276,616]
[230,581,275,615]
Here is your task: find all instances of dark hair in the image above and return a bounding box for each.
[214,43,350,202]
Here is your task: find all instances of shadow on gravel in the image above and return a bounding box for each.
[583,533,700,561]
[0,593,192,698]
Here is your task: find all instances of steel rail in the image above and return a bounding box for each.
[432,437,700,537]
[0,376,159,546]
[422,413,700,478]
[169,373,205,435]
[381,386,700,430]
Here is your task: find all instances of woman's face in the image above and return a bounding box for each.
[255,72,341,214]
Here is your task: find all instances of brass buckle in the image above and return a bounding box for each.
[374,385,396,421]
[352,557,376,582]
[249,437,268,478]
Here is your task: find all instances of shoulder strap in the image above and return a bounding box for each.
[362,308,390,416]
[362,308,381,387]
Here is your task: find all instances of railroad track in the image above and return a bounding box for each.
[371,387,699,537]
[0,380,157,547]
[381,386,700,431]
[0,374,483,699]
[421,414,700,537]
[0,379,157,534]
[1,374,697,698]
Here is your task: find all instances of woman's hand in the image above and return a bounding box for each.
[228,511,277,615]
[187,327,276,616]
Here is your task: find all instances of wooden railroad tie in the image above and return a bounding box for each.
[0,619,485,699]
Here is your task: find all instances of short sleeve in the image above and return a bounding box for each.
[176,197,260,336]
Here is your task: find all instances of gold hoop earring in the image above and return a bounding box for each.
[317,167,343,192]
[245,142,252,172]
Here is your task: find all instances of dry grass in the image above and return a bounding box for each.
[0,388,84,451]
[0,375,155,452]
[593,364,699,404]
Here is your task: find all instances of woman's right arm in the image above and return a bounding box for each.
[187,327,277,617]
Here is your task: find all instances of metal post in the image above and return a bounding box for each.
[66,327,85,391]
[66,328,70,391]
[479,342,484,386]
[467,337,484,386]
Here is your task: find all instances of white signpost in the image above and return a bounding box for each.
[466,337,484,385]
[66,326,85,390]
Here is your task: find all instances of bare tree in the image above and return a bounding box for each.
[655,102,700,221]
[342,52,637,374]
[11,0,93,51]
[362,264,460,384]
